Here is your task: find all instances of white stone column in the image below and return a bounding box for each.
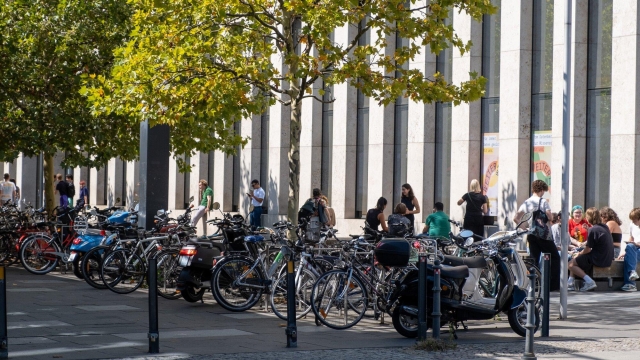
[107,158,124,206]
[367,26,396,215]
[449,12,483,223]
[498,0,533,229]
[89,166,106,205]
[299,78,323,205]
[610,1,640,237]
[551,0,589,212]
[331,23,358,221]
[16,154,38,206]
[168,156,185,210]
[188,152,209,234]
[125,160,139,208]
[213,151,234,212]
[239,115,263,215]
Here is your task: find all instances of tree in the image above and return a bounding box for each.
[85,0,494,224]
[0,0,137,213]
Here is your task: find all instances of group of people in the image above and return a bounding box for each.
[54,173,89,209]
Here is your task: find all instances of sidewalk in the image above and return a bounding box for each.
[3,265,640,359]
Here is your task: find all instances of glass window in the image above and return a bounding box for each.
[435,12,453,213]
[321,83,333,197]
[260,109,270,212]
[585,0,613,208]
[531,0,554,195]
[481,0,501,216]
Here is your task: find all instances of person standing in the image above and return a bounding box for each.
[400,183,420,232]
[191,179,212,228]
[320,195,336,228]
[247,179,265,228]
[457,179,487,238]
[618,208,640,292]
[78,180,89,207]
[423,202,451,239]
[66,174,75,207]
[1,173,17,204]
[514,180,560,291]
[9,179,20,204]
[55,173,68,208]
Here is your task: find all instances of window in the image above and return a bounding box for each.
[321,83,333,197]
[355,18,371,218]
[531,0,554,195]
[260,108,270,212]
[393,26,410,207]
[481,0,501,216]
[435,11,454,213]
[585,0,613,208]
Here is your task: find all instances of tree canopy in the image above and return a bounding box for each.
[84,0,494,222]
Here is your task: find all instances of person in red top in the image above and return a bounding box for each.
[568,205,591,245]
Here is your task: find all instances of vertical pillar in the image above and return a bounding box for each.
[367,27,395,215]
[89,166,106,205]
[107,158,124,206]
[168,156,185,210]
[16,154,38,206]
[450,12,483,222]
[551,0,588,212]
[188,152,209,234]
[299,78,323,205]
[610,1,640,235]
[498,0,533,229]
[331,24,358,222]
[125,160,140,208]
[213,151,234,212]
[139,122,170,229]
[238,115,263,214]
[53,152,65,177]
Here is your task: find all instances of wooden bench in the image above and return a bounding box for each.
[589,260,640,291]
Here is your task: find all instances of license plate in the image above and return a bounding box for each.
[68,252,77,262]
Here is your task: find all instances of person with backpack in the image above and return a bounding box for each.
[66,174,75,207]
[513,179,560,291]
[191,179,213,229]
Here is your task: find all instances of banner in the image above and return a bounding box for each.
[532,130,552,198]
[482,133,499,216]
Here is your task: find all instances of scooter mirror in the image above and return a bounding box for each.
[459,229,474,239]
[157,209,165,216]
[464,238,474,247]
[189,196,194,203]
[212,202,220,210]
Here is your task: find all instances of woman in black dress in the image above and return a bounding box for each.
[457,179,487,238]
[400,183,420,233]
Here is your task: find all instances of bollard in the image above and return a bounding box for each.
[148,257,159,354]
[0,266,7,360]
[417,254,427,341]
[285,256,297,348]
[541,253,550,337]
[522,268,538,360]
[432,259,441,339]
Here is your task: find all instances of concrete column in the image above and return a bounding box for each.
[107,158,124,206]
[213,150,234,212]
[498,0,533,229]
[237,115,263,216]
[53,152,65,177]
[168,156,185,210]
[407,0,437,227]
[551,0,588,212]
[2,160,17,179]
[188,152,209,234]
[331,23,358,221]
[16,154,38,206]
[73,166,89,188]
[299,78,323,205]
[610,1,640,238]
[125,160,139,208]
[89,166,106,205]
[449,12,483,223]
[367,26,396,216]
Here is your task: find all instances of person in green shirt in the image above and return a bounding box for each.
[423,202,451,238]
[191,179,213,229]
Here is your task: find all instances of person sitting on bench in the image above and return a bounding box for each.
[568,207,614,292]
[618,207,640,292]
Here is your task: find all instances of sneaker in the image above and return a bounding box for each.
[579,281,597,292]
[621,284,637,292]
[567,283,575,291]
[630,271,639,282]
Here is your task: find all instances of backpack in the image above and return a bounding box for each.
[298,198,316,220]
[67,183,76,198]
[531,198,551,240]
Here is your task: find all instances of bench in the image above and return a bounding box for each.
[590,260,640,291]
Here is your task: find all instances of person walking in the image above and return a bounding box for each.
[423,202,451,239]
[400,183,420,232]
[247,179,265,228]
[514,180,560,291]
[457,179,487,238]
[1,173,17,204]
[618,208,640,291]
[191,179,212,229]
[78,180,89,207]
[55,173,69,208]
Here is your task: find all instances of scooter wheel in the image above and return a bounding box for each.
[182,286,205,303]
[392,306,418,338]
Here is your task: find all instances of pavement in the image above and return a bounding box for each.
[2,265,640,359]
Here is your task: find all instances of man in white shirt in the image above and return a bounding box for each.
[619,208,640,291]
[246,179,265,228]
[1,173,17,204]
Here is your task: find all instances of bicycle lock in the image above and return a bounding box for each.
[0,266,7,359]
[522,268,538,360]
[148,257,160,354]
[285,254,297,348]
[417,254,427,341]
[432,259,442,339]
[541,253,551,337]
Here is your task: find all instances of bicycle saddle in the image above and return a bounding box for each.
[442,255,487,269]
[428,264,469,279]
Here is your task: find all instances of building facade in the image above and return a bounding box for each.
[4,0,639,237]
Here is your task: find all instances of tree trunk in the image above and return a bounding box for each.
[43,153,56,215]
[287,98,303,226]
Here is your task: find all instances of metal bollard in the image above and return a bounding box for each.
[285,257,297,348]
[417,254,427,341]
[148,257,159,354]
[432,259,441,339]
[1,266,7,359]
[541,253,550,337]
[522,268,538,360]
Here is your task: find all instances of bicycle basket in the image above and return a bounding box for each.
[73,217,89,234]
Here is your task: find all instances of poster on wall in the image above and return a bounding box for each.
[482,133,499,216]
[532,130,552,199]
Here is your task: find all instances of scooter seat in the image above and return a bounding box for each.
[244,235,264,243]
[432,265,469,279]
[442,255,487,269]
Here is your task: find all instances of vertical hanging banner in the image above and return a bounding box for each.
[532,130,552,198]
[482,133,499,216]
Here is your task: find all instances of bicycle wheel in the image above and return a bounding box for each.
[101,249,146,294]
[19,235,60,275]
[155,250,182,300]
[81,246,108,289]
[0,234,15,265]
[270,268,317,320]
[211,257,264,312]
[311,269,368,330]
